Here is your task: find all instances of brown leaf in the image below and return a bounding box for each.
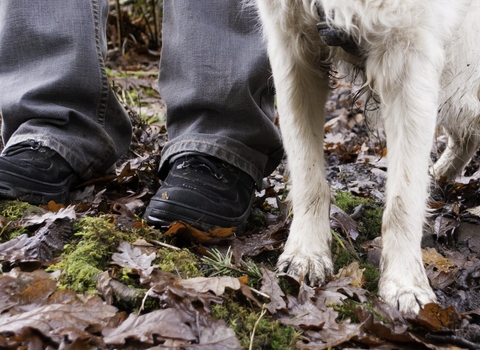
[103,309,196,346]
[356,306,412,343]
[0,269,56,313]
[231,230,281,261]
[260,268,286,314]
[238,284,263,308]
[0,295,117,344]
[279,296,337,329]
[144,269,223,314]
[0,208,75,263]
[411,303,460,331]
[333,262,365,288]
[422,247,455,273]
[164,221,236,243]
[425,264,457,290]
[330,204,360,240]
[21,205,76,226]
[185,320,242,350]
[297,321,363,349]
[433,216,460,238]
[111,241,155,274]
[178,276,241,296]
[320,277,368,304]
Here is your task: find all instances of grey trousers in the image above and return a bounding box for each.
[0,0,132,180]
[0,0,283,185]
[160,0,283,187]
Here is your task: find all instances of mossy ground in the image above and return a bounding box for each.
[334,191,383,242]
[1,190,383,349]
[48,216,124,293]
[0,200,41,242]
[332,192,382,294]
[212,298,301,350]
[156,247,202,278]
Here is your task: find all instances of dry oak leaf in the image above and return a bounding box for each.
[279,295,338,329]
[102,309,196,346]
[422,247,456,273]
[412,303,460,331]
[111,241,156,275]
[260,268,287,314]
[178,276,241,296]
[0,296,117,343]
[164,221,235,243]
[333,261,365,288]
[297,321,363,350]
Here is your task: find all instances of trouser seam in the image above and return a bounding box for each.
[90,0,109,126]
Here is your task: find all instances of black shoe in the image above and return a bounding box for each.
[144,154,255,233]
[0,140,79,205]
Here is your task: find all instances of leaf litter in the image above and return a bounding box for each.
[1,9,480,350]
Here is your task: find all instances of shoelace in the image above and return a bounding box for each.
[5,140,44,156]
[176,155,226,180]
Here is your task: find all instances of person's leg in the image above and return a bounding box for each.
[0,0,132,204]
[144,0,283,232]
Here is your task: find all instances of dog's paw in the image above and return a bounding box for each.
[277,250,333,286]
[379,279,437,315]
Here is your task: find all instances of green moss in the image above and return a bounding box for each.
[212,301,300,349]
[156,248,202,279]
[5,227,27,241]
[48,216,124,293]
[360,207,383,240]
[360,262,380,294]
[332,238,357,272]
[0,200,42,243]
[333,300,362,323]
[334,192,365,213]
[333,191,383,242]
[0,200,39,221]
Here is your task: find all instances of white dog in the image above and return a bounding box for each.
[253,0,480,314]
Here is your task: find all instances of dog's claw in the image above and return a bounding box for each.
[277,251,333,286]
[379,281,437,315]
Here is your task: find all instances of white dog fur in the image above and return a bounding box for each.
[252,0,480,314]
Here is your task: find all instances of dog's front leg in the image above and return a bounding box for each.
[275,60,333,285]
[369,31,441,314]
[255,2,334,285]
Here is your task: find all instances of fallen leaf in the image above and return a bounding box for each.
[279,296,337,329]
[330,204,360,240]
[0,295,117,345]
[178,276,241,296]
[297,321,363,349]
[422,247,455,273]
[41,200,66,212]
[410,303,460,331]
[333,262,365,288]
[102,309,196,346]
[356,306,411,343]
[259,268,287,314]
[111,241,155,275]
[164,221,236,243]
[21,205,76,226]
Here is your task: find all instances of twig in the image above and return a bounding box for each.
[149,239,181,250]
[245,285,270,299]
[249,305,267,350]
[138,286,154,314]
[0,221,12,238]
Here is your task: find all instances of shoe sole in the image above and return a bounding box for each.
[144,195,253,235]
[0,170,76,205]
